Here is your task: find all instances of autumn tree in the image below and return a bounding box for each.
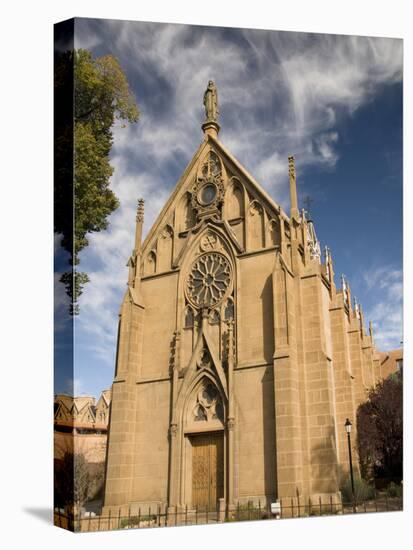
[55,49,139,314]
[356,372,403,483]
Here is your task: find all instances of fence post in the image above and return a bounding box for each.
[319,496,322,516]
[138,507,141,529]
[206,504,209,524]
[308,497,312,516]
[108,508,111,531]
[291,498,294,518]
[258,499,261,519]
[218,498,225,522]
[185,504,188,525]
[196,504,198,525]
[118,508,121,530]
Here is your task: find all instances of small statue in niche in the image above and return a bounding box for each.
[203,80,219,122]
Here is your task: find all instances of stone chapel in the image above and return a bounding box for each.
[103,81,381,516]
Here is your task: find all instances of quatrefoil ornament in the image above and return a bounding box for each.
[200,233,218,252]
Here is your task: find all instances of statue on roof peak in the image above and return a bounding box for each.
[203,80,219,122]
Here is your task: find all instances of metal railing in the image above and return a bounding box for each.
[54,494,403,532]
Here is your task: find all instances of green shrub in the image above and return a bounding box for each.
[235,501,266,521]
[308,502,341,516]
[340,476,375,503]
[120,514,157,528]
[386,482,402,498]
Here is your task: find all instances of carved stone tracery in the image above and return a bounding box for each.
[191,151,225,218]
[186,252,232,309]
[193,380,224,423]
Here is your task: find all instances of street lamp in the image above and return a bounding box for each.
[345,418,355,511]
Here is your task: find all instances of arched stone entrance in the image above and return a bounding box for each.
[184,379,225,509]
[173,374,227,510]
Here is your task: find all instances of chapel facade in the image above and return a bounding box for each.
[103,82,381,516]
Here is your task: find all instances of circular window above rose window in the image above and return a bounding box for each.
[197,183,217,206]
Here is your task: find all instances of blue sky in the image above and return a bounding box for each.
[55,19,402,398]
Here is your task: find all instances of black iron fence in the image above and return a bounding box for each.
[54,494,403,532]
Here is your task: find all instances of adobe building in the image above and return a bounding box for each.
[378,348,403,380]
[54,390,111,463]
[103,81,382,516]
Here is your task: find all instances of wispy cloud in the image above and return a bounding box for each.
[75,21,402,194]
[362,266,403,350]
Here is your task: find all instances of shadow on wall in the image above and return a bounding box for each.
[262,366,276,501]
[261,275,274,364]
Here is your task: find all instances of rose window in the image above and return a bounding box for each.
[186,253,232,308]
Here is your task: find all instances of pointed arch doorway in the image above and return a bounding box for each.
[176,375,227,511]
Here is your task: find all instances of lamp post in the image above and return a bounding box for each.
[345,418,355,511]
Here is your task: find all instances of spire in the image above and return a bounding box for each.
[127,198,144,288]
[306,216,321,262]
[369,321,374,343]
[202,80,220,139]
[288,155,299,220]
[134,198,144,253]
[324,246,333,283]
[341,274,350,308]
[353,295,360,319]
[359,304,366,337]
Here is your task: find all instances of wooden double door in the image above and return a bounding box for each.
[191,432,224,510]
